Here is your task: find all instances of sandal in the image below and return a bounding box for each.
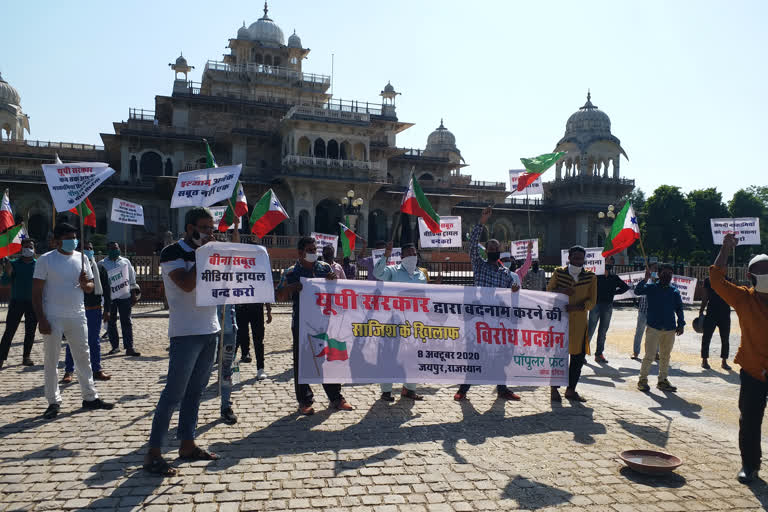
[143,457,177,476]
[179,446,220,461]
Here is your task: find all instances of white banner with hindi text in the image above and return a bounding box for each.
[298,279,570,386]
[110,198,145,225]
[107,264,131,300]
[312,232,339,257]
[510,239,539,261]
[195,242,275,306]
[170,165,242,208]
[372,248,402,266]
[560,247,605,275]
[710,218,761,245]
[419,216,462,248]
[613,272,697,304]
[42,162,115,211]
[509,170,543,196]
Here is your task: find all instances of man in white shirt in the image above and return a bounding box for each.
[144,207,220,476]
[32,223,114,420]
[100,242,141,357]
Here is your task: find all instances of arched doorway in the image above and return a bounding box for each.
[368,209,387,243]
[313,139,326,158]
[314,199,342,236]
[140,151,163,179]
[298,209,310,236]
[27,213,48,244]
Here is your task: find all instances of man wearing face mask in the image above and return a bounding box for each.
[634,263,685,393]
[709,234,768,484]
[62,241,111,382]
[0,239,38,369]
[587,256,630,364]
[32,223,114,420]
[523,260,546,291]
[99,242,140,357]
[454,207,523,402]
[373,241,426,402]
[276,236,352,415]
[632,262,658,360]
[547,246,597,402]
[144,207,221,476]
[322,245,346,279]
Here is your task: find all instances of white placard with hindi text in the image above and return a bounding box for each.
[110,198,145,226]
[614,272,697,305]
[560,248,605,275]
[209,206,241,231]
[195,242,275,306]
[510,239,539,261]
[710,218,761,245]
[372,248,402,266]
[170,165,242,209]
[42,162,115,211]
[509,169,543,196]
[312,232,339,257]
[419,216,462,248]
[614,272,647,301]
[107,264,131,300]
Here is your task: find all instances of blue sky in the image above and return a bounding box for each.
[2,0,766,201]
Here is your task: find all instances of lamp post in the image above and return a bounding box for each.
[597,204,615,246]
[340,189,363,230]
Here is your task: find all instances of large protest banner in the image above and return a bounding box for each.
[710,217,761,245]
[509,170,543,196]
[419,216,462,248]
[107,264,131,300]
[42,162,115,211]
[170,164,242,208]
[560,248,605,275]
[110,198,144,225]
[510,239,539,261]
[613,272,697,304]
[298,279,570,386]
[209,206,240,231]
[195,242,275,306]
[312,232,339,256]
[614,272,646,301]
[372,247,402,266]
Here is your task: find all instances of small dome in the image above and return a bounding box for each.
[0,73,21,107]
[288,30,302,48]
[426,119,457,150]
[237,22,250,40]
[175,55,188,67]
[564,92,611,137]
[383,81,395,93]
[248,2,284,46]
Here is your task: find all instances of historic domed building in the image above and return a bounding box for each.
[0,73,30,142]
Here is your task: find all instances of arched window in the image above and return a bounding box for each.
[273,57,281,67]
[140,151,163,179]
[297,136,311,156]
[327,140,339,159]
[264,55,273,66]
[353,142,366,161]
[491,223,509,242]
[313,139,326,158]
[314,199,342,235]
[254,53,263,64]
[164,158,173,176]
[129,155,138,181]
[419,173,434,182]
[340,141,351,160]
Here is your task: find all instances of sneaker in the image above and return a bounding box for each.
[22,358,34,367]
[241,354,252,363]
[657,380,677,392]
[83,398,115,410]
[737,467,759,484]
[61,372,73,384]
[256,368,267,381]
[637,380,650,392]
[107,347,120,355]
[630,353,640,360]
[299,404,315,416]
[43,404,60,420]
[94,371,111,381]
[401,388,424,400]
[722,360,732,371]
[702,360,711,369]
[380,391,394,402]
[595,355,608,364]
[221,407,238,425]
[332,398,354,411]
[126,349,141,357]
[453,392,466,401]
[498,390,522,401]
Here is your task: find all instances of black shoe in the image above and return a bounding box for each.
[83,398,115,410]
[722,360,732,371]
[737,467,759,484]
[107,347,120,355]
[241,354,252,363]
[380,391,394,402]
[702,360,711,369]
[22,358,34,367]
[43,404,60,420]
[221,407,238,425]
[126,349,141,357]
[0,360,4,370]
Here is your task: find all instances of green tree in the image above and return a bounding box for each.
[729,188,768,262]
[687,188,729,256]
[644,185,694,262]
[746,185,768,208]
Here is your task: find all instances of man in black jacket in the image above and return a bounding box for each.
[587,257,630,363]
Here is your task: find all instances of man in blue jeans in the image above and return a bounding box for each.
[632,262,658,359]
[587,256,629,364]
[144,207,220,476]
[100,242,141,357]
[218,303,238,425]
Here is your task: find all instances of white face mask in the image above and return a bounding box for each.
[754,273,768,293]
[502,261,512,269]
[568,264,582,277]
[304,253,318,263]
[401,256,418,274]
[21,248,34,258]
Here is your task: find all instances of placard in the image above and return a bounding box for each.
[614,272,697,305]
[614,272,647,301]
[110,198,145,226]
[42,162,115,211]
[312,232,338,257]
[107,264,131,300]
[560,247,605,275]
[170,164,242,208]
[298,279,569,386]
[510,239,539,261]
[209,206,240,231]
[509,170,543,196]
[419,216,462,248]
[710,218,761,245]
[195,242,275,306]
[372,248,402,266]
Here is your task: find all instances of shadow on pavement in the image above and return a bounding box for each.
[618,466,686,488]
[501,475,574,509]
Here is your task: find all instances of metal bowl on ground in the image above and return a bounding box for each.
[619,449,683,475]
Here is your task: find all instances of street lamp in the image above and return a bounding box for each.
[597,204,616,244]
[340,189,363,230]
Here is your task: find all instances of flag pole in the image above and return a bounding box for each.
[637,233,649,273]
[526,188,531,238]
[79,203,85,271]
[123,224,128,256]
[218,307,224,397]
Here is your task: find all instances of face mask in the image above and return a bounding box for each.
[60,239,78,253]
[651,272,658,279]
[568,264,582,277]
[21,248,34,258]
[487,251,500,263]
[191,229,209,247]
[304,253,318,263]
[753,274,768,293]
[84,250,95,259]
[503,261,512,269]
[108,249,120,259]
[401,256,418,274]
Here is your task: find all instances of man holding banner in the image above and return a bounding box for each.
[100,242,140,357]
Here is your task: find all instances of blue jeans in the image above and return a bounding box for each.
[65,309,102,373]
[149,332,218,448]
[108,297,134,350]
[633,310,647,355]
[220,330,236,411]
[588,303,613,357]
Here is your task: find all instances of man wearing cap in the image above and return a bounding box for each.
[710,234,768,484]
[373,241,426,402]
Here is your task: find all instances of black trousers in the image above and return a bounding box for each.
[457,383,509,395]
[701,310,730,359]
[739,370,768,471]
[0,299,37,362]
[292,326,342,406]
[551,339,587,391]
[236,303,265,368]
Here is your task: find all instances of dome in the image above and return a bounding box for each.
[426,119,457,150]
[247,3,284,46]
[0,73,21,107]
[237,22,250,40]
[175,55,188,68]
[383,81,395,93]
[564,92,612,137]
[287,30,302,48]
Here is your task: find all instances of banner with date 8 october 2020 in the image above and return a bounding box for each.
[298,279,570,386]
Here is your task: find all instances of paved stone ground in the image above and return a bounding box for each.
[1,306,768,511]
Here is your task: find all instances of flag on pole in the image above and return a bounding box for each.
[249,189,289,238]
[69,197,96,228]
[218,181,248,232]
[311,333,349,362]
[400,174,441,233]
[517,152,566,191]
[339,222,357,258]
[205,140,217,168]
[602,202,641,257]
[0,224,24,258]
[0,190,14,232]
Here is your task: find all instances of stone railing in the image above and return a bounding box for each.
[284,105,370,123]
[282,155,384,172]
[0,139,104,151]
[0,168,45,181]
[204,60,330,86]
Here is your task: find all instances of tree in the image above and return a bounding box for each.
[729,188,768,262]
[644,185,694,262]
[618,188,646,218]
[746,185,768,208]
[687,188,729,256]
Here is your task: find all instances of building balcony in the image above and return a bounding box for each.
[284,104,371,124]
[0,139,104,152]
[0,168,46,183]
[281,154,387,183]
[204,60,330,89]
[548,174,635,189]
